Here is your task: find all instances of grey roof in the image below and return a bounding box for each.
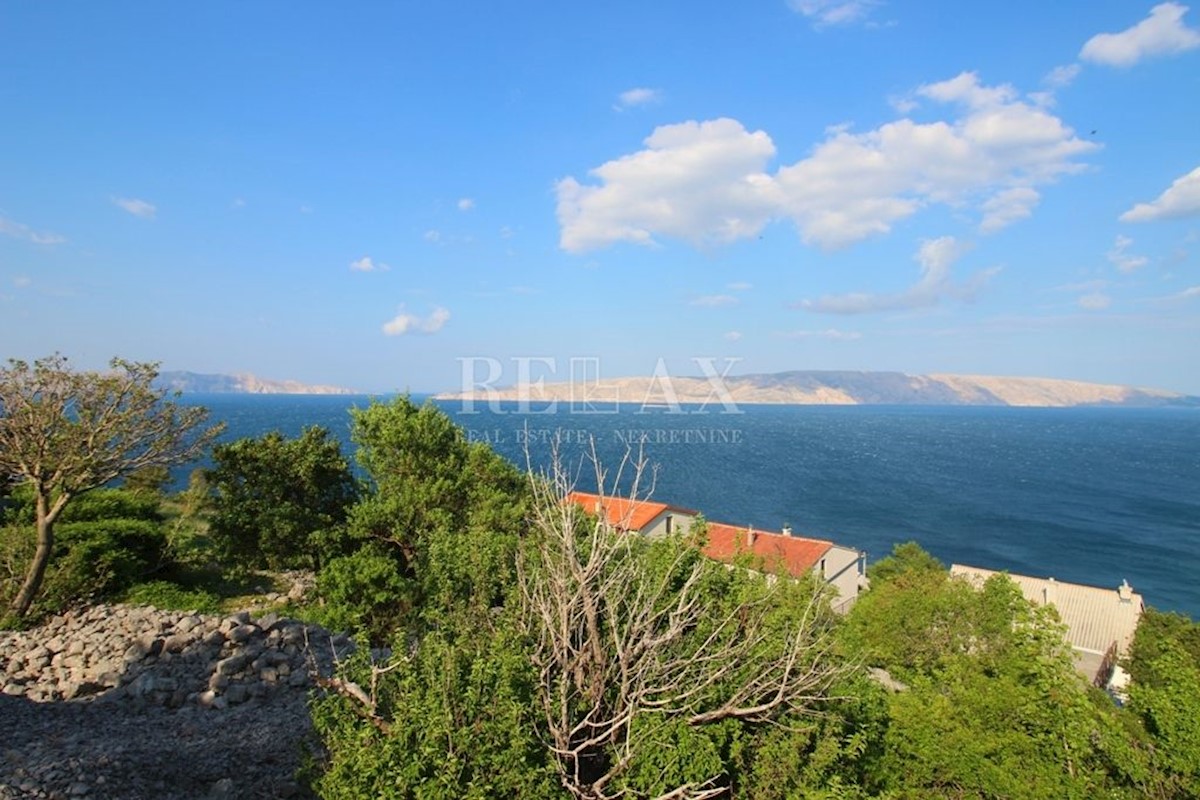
[949,565,1144,660]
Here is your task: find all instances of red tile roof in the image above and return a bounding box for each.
[565,492,833,580]
[703,522,833,579]
[565,491,693,532]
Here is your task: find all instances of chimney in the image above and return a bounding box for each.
[746,526,757,548]
[1118,580,1133,603]
[1043,577,1056,606]
[782,524,794,537]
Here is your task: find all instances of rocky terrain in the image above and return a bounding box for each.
[437,369,1198,408]
[0,603,357,799]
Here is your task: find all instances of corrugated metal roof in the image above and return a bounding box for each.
[950,564,1144,658]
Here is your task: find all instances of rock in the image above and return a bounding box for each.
[227,624,258,644]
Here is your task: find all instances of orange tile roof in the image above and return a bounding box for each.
[703,522,833,579]
[565,491,692,532]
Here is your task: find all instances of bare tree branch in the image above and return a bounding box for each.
[518,439,847,799]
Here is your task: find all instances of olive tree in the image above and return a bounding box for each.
[0,355,222,617]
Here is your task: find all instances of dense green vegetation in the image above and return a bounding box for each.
[2,368,1199,797]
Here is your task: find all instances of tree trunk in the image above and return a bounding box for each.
[8,492,62,618]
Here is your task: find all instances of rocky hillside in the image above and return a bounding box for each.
[437,370,1198,408]
[156,371,355,395]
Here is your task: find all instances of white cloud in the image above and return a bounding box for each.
[1078,291,1112,310]
[232,197,246,209]
[1120,166,1200,222]
[457,197,475,211]
[777,328,863,340]
[350,256,389,272]
[723,330,743,342]
[0,215,64,245]
[787,0,879,27]
[979,187,1040,233]
[423,229,442,243]
[798,235,998,314]
[557,73,1094,253]
[690,294,739,307]
[1080,2,1200,66]
[727,281,753,291]
[615,87,662,110]
[1043,63,1082,89]
[382,305,450,336]
[112,196,157,219]
[13,276,32,288]
[556,118,779,252]
[1163,285,1200,301]
[1107,235,1149,272]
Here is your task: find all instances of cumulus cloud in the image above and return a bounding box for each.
[13,276,32,288]
[350,256,389,272]
[723,330,743,342]
[423,229,442,243]
[1107,235,1149,273]
[0,215,64,245]
[727,281,753,291]
[979,187,1041,233]
[1120,166,1200,222]
[556,118,779,252]
[690,294,739,307]
[615,88,662,110]
[1078,291,1112,310]
[1081,2,1200,66]
[798,236,998,314]
[112,197,156,219]
[557,73,1094,253]
[457,197,475,211]
[787,0,879,27]
[382,305,450,336]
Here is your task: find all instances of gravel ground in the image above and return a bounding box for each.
[0,688,321,800]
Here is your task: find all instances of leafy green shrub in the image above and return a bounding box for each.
[36,518,168,611]
[207,426,358,573]
[2,486,164,527]
[315,548,411,643]
[121,580,222,614]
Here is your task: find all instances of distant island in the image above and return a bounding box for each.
[436,370,1199,408]
[156,371,356,395]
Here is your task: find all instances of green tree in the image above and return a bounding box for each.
[846,564,1132,798]
[334,396,528,635]
[0,355,221,618]
[1126,610,1200,797]
[206,426,358,572]
[866,540,944,586]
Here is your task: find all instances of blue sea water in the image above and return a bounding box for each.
[181,394,1200,619]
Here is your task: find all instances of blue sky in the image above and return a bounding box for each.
[1,1,1198,394]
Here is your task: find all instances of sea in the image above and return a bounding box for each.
[177,394,1200,619]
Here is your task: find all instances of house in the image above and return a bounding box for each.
[704,522,865,612]
[949,564,1144,689]
[564,491,699,538]
[565,491,865,612]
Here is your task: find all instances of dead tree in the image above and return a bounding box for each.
[518,444,846,799]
